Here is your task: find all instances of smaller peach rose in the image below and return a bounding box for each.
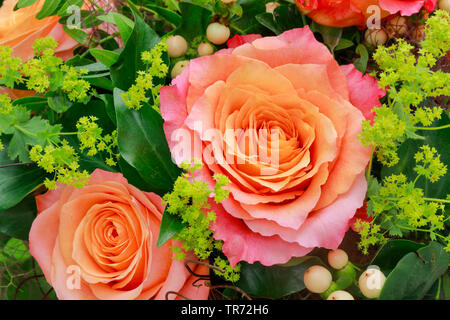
[29,169,210,300]
[0,0,79,61]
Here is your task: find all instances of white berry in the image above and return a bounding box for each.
[328,249,349,270]
[385,16,408,38]
[198,42,214,56]
[303,265,333,294]
[439,0,450,12]
[206,22,231,45]
[358,267,386,299]
[327,290,354,300]
[171,60,189,78]
[166,35,188,58]
[265,2,280,13]
[364,28,388,47]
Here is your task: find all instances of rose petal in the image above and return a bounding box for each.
[379,0,426,15]
[340,64,385,122]
[211,201,313,267]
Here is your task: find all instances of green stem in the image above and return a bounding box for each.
[377,196,450,204]
[50,132,78,137]
[79,33,119,59]
[414,124,450,131]
[413,174,421,186]
[366,147,374,183]
[423,197,450,204]
[435,277,441,300]
[394,224,446,240]
[229,23,245,35]
[86,0,102,11]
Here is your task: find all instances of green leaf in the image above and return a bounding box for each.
[89,49,120,68]
[354,44,369,74]
[114,88,181,195]
[59,10,103,29]
[255,13,282,35]
[97,93,116,126]
[229,2,243,17]
[12,96,48,112]
[7,116,56,162]
[47,93,71,113]
[85,76,115,91]
[60,99,115,134]
[157,208,186,248]
[56,0,84,17]
[236,256,325,298]
[0,196,36,240]
[335,38,354,51]
[0,238,31,263]
[145,4,182,27]
[382,115,450,199]
[98,12,135,44]
[36,0,62,19]
[311,22,343,52]
[370,239,426,274]
[230,0,267,35]
[62,26,88,45]
[14,0,38,10]
[174,2,212,41]
[0,140,45,210]
[379,241,450,300]
[273,4,305,33]
[443,274,450,299]
[110,11,160,91]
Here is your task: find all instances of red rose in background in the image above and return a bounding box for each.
[295,0,436,27]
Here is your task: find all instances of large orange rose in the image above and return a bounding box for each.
[161,27,385,266]
[295,0,437,27]
[29,169,210,300]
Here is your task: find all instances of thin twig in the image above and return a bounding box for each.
[41,287,54,300]
[165,290,191,300]
[0,162,35,169]
[32,260,46,296]
[13,275,45,300]
[184,259,225,278]
[207,285,252,300]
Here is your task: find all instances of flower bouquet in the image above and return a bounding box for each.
[0,0,449,302]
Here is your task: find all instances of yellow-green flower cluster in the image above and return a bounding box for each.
[61,65,91,102]
[21,38,63,93]
[0,93,13,115]
[30,141,90,190]
[76,116,119,166]
[0,37,92,103]
[122,41,169,111]
[359,145,449,253]
[414,145,447,183]
[162,159,237,280]
[122,71,154,110]
[354,220,387,255]
[362,12,449,167]
[213,256,241,283]
[359,105,407,166]
[420,10,450,59]
[0,46,22,88]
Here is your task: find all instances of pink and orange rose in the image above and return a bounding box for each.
[29,169,210,300]
[295,0,437,27]
[161,27,385,267]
